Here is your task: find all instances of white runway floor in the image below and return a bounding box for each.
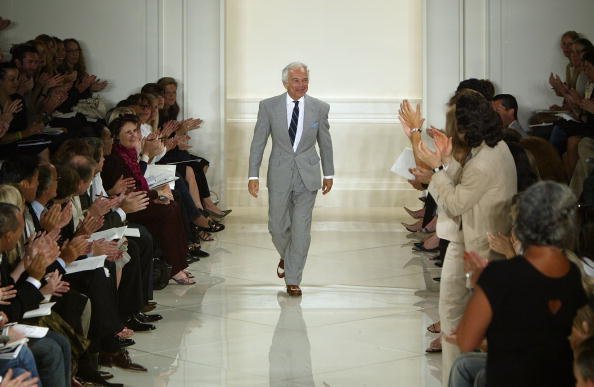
[109,207,443,386]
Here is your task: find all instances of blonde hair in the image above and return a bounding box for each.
[0,184,24,211]
[106,107,136,125]
[0,185,24,266]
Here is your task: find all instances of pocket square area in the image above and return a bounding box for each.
[310,122,319,129]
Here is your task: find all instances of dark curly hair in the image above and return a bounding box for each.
[454,78,495,101]
[455,90,503,148]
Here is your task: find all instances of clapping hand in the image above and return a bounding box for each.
[0,285,17,306]
[91,239,121,262]
[0,369,40,387]
[120,191,149,214]
[409,166,433,185]
[180,117,202,133]
[416,128,452,169]
[1,99,22,126]
[487,232,517,259]
[60,235,91,264]
[77,74,96,93]
[463,251,489,288]
[398,100,425,138]
[40,202,72,232]
[75,214,104,236]
[90,78,108,92]
[88,196,120,218]
[41,270,69,297]
[161,120,180,138]
[107,175,136,196]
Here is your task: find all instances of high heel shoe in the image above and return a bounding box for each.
[206,208,232,219]
[404,207,425,219]
[402,220,423,232]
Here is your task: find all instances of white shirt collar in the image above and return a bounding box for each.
[286,94,305,105]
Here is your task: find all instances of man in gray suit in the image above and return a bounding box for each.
[248,62,334,297]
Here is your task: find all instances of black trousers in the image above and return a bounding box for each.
[65,262,123,349]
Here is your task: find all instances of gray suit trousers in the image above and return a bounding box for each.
[268,166,317,285]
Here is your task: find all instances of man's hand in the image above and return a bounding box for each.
[60,235,91,264]
[75,214,104,236]
[0,285,17,306]
[248,180,259,198]
[91,239,121,261]
[0,368,40,387]
[322,178,333,195]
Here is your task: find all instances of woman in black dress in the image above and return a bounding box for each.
[456,181,587,386]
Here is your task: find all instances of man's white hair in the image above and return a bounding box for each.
[282,62,309,84]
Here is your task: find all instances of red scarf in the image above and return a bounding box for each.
[113,143,149,191]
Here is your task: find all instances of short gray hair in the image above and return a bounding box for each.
[282,62,309,84]
[514,181,577,249]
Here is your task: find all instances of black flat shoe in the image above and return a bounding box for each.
[134,312,163,323]
[116,337,135,348]
[186,253,200,263]
[126,317,156,332]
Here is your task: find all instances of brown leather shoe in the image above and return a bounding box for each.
[277,259,285,278]
[286,285,302,297]
[99,349,147,372]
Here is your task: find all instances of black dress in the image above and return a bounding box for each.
[478,256,587,387]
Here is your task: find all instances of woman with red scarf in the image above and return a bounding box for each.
[101,114,193,284]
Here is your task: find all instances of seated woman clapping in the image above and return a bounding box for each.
[101,114,194,284]
[456,181,587,386]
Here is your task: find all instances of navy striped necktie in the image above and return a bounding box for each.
[288,100,299,146]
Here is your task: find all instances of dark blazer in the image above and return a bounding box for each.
[0,254,44,321]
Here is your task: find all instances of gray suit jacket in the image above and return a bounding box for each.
[249,93,334,192]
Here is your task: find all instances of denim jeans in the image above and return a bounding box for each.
[449,352,487,387]
[0,345,39,382]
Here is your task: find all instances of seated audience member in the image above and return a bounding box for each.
[549,31,581,109]
[156,76,231,220]
[492,94,527,138]
[0,61,46,160]
[101,114,194,284]
[0,199,71,387]
[456,181,587,386]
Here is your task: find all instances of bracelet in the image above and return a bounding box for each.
[410,127,422,134]
[432,164,445,173]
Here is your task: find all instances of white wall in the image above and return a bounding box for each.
[0,0,160,105]
[487,0,594,127]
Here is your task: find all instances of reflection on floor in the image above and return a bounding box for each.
[109,207,442,386]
